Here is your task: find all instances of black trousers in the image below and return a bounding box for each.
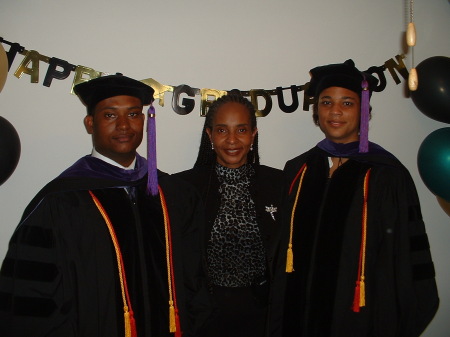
[202,285,268,337]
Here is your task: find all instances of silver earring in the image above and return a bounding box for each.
[211,143,214,150]
[250,144,253,151]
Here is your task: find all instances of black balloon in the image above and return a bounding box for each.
[0,116,21,186]
[410,56,450,124]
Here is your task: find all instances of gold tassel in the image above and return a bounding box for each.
[169,300,176,333]
[89,192,138,337]
[286,165,307,274]
[359,277,366,307]
[286,244,294,273]
[124,306,131,337]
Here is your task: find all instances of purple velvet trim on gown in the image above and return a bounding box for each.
[58,154,148,182]
[317,139,394,158]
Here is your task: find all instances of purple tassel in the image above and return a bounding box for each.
[147,105,159,195]
[359,79,369,153]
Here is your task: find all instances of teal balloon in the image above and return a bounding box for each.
[418,128,450,201]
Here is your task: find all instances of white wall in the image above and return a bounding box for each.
[0,0,449,335]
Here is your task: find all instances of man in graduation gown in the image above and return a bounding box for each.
[270,60,439,337]
[0,74,211,336]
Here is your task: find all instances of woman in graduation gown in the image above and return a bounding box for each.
[270,60,439,337]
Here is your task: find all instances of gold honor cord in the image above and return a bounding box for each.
[90,188,182,336]
[352,168,371,312]
[158,186,181,335]
[88,190,137,337]
[286,164,308,273]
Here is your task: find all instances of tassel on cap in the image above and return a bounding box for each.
[359,78,370,153]
[147,105,158,196]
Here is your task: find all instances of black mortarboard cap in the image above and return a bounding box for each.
[74,73,155,113]
[306,59,378,98]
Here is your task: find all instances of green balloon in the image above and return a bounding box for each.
[418,128,450,201]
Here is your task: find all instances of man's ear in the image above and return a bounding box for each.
[84,115,94,134]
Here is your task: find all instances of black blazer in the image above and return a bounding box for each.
[174,164,284,280]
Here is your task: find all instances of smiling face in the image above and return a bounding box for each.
[316,86,361,144]
[84,95,145,167]
[206,102,257,169]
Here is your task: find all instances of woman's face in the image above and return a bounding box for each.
[317,86,361,144]
[206,102,257,168]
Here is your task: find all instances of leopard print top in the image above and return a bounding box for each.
[207,163,266,287]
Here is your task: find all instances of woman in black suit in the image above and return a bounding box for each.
[175,93,283,337]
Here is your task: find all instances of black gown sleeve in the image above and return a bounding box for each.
[0,193,79,337]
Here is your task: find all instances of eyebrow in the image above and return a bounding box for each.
[214,123,250,127]
[320,95,357,100]
[99,105,143,111]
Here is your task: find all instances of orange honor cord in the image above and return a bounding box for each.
[352,168,371,313]
[286,164,307,273]
[158,186,182,336]
[88,190,137,337]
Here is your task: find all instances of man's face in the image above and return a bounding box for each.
[84,95,145,167]
[317,86,361,144]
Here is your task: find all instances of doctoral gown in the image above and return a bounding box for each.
[0,155,211,337]
[271,142,439,337]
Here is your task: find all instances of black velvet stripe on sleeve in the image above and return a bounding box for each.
[10,226,55,249]
[412,262,436,281]
[409,233,430,252]
[0,291,56,317]
[0,258,58,282]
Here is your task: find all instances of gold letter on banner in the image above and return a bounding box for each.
[71,65,102,94]
[384,54,408,85]
[200,88,227,116]
[14,50,50,83]
[249,89,273,117]
[141,78,173,107]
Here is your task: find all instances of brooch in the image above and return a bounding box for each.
[265,204,277,221]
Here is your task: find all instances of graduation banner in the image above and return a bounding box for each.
[0,37,410,117]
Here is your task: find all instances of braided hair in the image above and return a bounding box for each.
[193,93,260,168]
